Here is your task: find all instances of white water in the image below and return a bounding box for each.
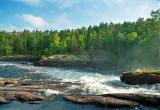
[0,61,160,95]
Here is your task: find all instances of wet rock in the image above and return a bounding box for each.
[0,77,71,92]
[0,91,48,102]
[0,83,70,93]
[0,91,18,101]
[0,78,32,86]
[15,92,47,102]
[0,77,73,104]
[0,96,10,104]
[120,72,160,85]
[64,95,139,108]
[102,93,160,106]
[0,81,5,86]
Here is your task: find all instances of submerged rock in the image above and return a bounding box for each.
[120,71,160,85]
[64,95,139,108]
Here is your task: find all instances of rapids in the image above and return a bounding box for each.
[0,61,159,110]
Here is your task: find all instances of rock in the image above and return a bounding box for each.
[64,96,139,108]
[0,78,32,86]
[0,55,40,62]
[15,92,47,102]
[0,84,70,93]
[120,72,160,85]
[0,77,77,104]
[0,81,5,86]
[0,91,18,101]
[0,96,10,104]
[0,91,48,102]
[33,59,109,69]
[102,93,160,106]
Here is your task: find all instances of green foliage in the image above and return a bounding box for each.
[151,9,160,21]
[132,70,160,76]
[0,9,160,67]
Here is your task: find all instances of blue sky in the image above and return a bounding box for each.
[0,0,160,31]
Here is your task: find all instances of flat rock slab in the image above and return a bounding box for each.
[15,92,48,102]
[0,96,10,104]
[0,84,69,92]
[102,93,160,106]
[0,77,78,104]
[0,78,32,86]
[64,95,139,108]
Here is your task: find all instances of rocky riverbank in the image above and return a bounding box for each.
[0,55,40,62]
[0,77,77,104]
[33,55,115,69]
[64,93,160,108]
[33,60,108,69]
[0,77,160,108]
[0,55,115,69]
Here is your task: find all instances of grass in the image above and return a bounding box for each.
[132,70,160,76]
[41,54,109,62]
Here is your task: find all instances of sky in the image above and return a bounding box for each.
[0,0,160,31]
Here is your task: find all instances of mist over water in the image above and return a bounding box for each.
[121,36,160,71]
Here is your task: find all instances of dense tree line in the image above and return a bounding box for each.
[0,9,160,66]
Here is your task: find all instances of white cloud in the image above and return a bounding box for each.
[107,4,152,23]
[10,25,33,31]
[17,13,48,27]
[52,13,75,29]
[88,11,97,17]
[0,24,33,32]
[116,0,124,3]
[46,0,78,9]
[85,1,153,24]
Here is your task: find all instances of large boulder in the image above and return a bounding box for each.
[120,72,160,85]
[64,95,139,108]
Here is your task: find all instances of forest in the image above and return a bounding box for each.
[0,9,160,67]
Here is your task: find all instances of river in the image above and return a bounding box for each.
[0,61,159,110]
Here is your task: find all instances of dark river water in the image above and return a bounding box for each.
[0,61,159,110]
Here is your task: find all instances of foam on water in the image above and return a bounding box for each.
[43,89,61,95]
[0,61,160,95]
[77,75,160,95]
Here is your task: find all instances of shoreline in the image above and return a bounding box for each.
[0,55,40,62]
[0,55,117,71]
